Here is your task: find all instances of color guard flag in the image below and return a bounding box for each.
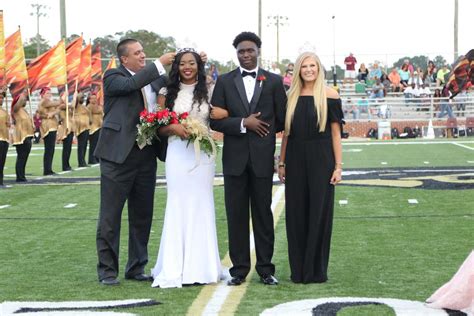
[5,28,28,97]
[27,39,67,92]
[447,49,474,97]
[77,43,92,91]
[105,56,117,71]
[0,10,5,86]
[91,44,103,103]
[65,36,82,94]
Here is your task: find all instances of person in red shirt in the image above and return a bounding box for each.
[343,53,357,86]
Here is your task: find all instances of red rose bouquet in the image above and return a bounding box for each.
[136,108,187,149]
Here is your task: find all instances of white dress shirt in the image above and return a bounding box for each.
[240,66,258,102]
[239,66,259,133]
[125,60,166,112]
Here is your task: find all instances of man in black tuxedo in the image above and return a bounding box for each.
[210,32,287,286]
[94,38,174,286]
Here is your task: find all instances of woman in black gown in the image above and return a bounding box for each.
[278,52,343,283]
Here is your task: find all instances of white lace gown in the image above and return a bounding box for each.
[151,83,221,288]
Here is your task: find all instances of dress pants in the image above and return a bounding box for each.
[0,141,8,185]
[77,130,89,167]
[96,144,157,281]
[62,132,73,171]
[88,129,100,164]
[15,137,32,181]
[224,161,275,279]
[43,131,56,175]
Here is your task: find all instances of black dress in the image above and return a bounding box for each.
[285,96,343,283]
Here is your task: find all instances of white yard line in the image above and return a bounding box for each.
[200,186,285,315]
[452,142,474,151]
[343,140,474,146]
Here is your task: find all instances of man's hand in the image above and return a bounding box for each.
[159,52,177,66]
[210,106,228,119]
[199,51,208,63]
[243,112,270,137]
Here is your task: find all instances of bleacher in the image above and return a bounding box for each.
[333,80,474,122]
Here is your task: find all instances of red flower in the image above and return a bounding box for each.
[170,118,179,124]
[257,75,266,81]
[179,112,189,120]
[146,114,155,123]
[140,109,148,118]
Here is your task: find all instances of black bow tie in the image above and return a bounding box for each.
[242,71,256,78]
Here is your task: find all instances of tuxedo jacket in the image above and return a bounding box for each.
[94,63,167,164]
[210,68,287,178]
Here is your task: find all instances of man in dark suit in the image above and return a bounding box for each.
[210,32,287,286]
[94,38,175,286]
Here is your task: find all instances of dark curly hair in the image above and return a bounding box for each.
[165,51,208,111]
[232,32,261,48]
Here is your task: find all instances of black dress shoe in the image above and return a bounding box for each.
[260,275,278,285]
[227,276,245,286]
[16,178,27,183]
[44,171,56,176]
[63,166,72,171]
[100,277,120,286]
[125,273,153,281]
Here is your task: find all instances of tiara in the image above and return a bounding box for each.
[176,47,198,54]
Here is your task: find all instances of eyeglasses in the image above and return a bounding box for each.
[176,47,198,54]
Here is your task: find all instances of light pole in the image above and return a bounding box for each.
[267,15,288,64]
[454,0,458,60]
[30,3,49,57]
[60,0,67,40]
[332,15,337,87]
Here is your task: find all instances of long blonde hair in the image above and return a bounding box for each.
[285,52,327,135]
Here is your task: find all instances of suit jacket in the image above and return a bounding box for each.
[94,63,167,164]
[210,68,287,177]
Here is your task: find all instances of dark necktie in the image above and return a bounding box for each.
[242,71,256,78]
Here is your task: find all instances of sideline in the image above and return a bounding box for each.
[452,142,474,150]
[186,185,286,316]
[343,140,474,145]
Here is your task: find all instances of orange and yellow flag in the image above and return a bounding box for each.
[105,56,117,71]
[78,43,92,91]
[0,10,5,87]
[27,39,67,92]
[5,29,28,97]
[91,44,103,103]
[65,36,82,94]
[91,45,102,87]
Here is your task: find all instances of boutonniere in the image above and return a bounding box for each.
[257,75,266,88]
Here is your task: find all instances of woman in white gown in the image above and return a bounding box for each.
[150,48,227,288]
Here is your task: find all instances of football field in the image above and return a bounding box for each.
[1,139,473,315]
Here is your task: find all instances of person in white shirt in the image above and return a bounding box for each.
[404,83,420,105]
[269,62,282,76]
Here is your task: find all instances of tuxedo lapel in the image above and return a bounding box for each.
[249,69,265,113]
[233,71,250,115]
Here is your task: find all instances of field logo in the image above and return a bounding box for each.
[261,297,467,315]
[0,299,159,315]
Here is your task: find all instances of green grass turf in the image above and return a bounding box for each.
[3,143,224,178]
[0,139,473,315]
